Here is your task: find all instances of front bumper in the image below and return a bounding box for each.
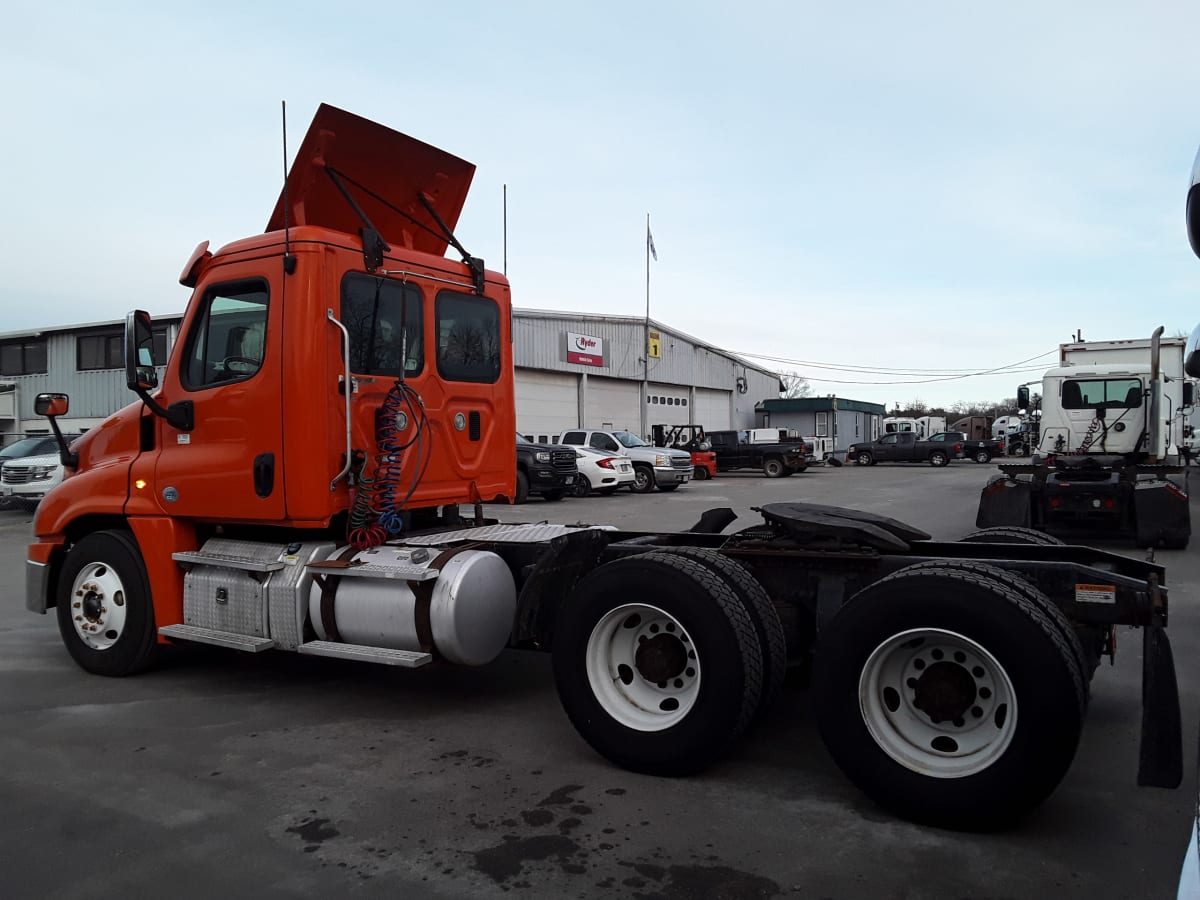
[653,466,693,487]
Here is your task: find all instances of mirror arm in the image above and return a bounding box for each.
[43,414,79,469]
[136,388,194,432]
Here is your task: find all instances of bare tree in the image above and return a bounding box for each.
[780,372,814,399]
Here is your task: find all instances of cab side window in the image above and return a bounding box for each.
[589,434,620,453]
[183,281,269,389]
[436,291,501,383]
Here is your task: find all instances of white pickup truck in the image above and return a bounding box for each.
[557,428,693,493]
[0,435,79,509]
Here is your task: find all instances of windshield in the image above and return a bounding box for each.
[614,431,648,448]
[0,436,55,459]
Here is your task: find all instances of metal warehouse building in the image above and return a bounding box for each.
[514,310,782,442]
[0,310,781,443]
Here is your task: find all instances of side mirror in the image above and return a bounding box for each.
[1185,382,1196,407]
[35,392,69,417]
[1186,322,1200,380]
[125,310,158,390]
[1017,385,1030,412]
[34,393,78,468]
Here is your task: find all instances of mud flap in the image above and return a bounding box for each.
[1138,623,1183,788]
[975,476,1032,528]
[1133,480,1191,548]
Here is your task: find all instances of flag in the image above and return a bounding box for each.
[647,224,657,261]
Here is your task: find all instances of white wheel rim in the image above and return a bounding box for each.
[68,561,129,650]
[859,628,1017,778]
[585,603,701,731]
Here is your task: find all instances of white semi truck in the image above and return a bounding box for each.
[977,328,1191,549]
[1057,337,1195,462]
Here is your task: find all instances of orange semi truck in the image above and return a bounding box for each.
[24,105,1183,831]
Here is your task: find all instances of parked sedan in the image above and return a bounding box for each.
[571,446,635,496]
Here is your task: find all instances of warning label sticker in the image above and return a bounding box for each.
[1075,583,1117,605]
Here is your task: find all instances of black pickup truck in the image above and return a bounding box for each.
[932,431,1006,463]
[705,430,809,477]
[848,431,962,467]
[515,433,579,502]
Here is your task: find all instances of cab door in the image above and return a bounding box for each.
[150,269,286,521]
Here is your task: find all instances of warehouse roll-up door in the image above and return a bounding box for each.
[585,376,640,432]
[645,382,689,429]
[515,369,579,441]
[693,389,731,431]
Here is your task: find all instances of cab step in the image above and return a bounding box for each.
[298,641,432,667]
[158,624,276,652]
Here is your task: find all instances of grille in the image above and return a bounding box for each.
[3,467,32,485]
[670,456,692,469]
[552,450,576,470]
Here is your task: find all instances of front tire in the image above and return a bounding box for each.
[814,565,1085,830]
[693,466,709,481]
[632,464,656,494]
[55,530,158,677]
[514,470,530,504]
[552,552,764,775]
[572,478,591,498]
[856,452,873,466]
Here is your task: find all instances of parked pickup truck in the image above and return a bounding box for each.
[515,433,579,503]
[930,431,1006,463]
[705,429,809,477]
[558,429,693,493]
[847,431,961,467]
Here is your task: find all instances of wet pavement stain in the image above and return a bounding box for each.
[538,784,584,807]
[521,809,554,827]
[472,834,581,883]
[625,863,781,900]
[286,816,340,853]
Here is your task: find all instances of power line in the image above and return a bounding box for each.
[737,348,1058,377]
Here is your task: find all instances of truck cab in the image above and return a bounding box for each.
[27,104,517,633]
[1036,364,1169,462]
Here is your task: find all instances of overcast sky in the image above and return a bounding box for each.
[4,1,1200,409]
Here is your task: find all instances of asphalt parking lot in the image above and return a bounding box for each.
[1,460,1197,899]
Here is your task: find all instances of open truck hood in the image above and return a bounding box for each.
[267,103,476,257]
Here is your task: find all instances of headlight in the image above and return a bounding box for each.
[655,454,669,466]
[30,465,55,480]
[535,451,551,462]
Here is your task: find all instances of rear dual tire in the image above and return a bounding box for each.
[552,551,772,775]
[814,564,1085,830]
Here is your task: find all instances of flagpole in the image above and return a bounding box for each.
[643,213,651,439]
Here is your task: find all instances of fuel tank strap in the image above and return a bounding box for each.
[408,544,481,654]
[317,545,363,643]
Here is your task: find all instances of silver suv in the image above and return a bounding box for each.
[557,429,693,493]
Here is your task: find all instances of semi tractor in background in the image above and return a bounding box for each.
[18,104,1184,832]
[1058,336,1195,462]
[977,327,1191,548]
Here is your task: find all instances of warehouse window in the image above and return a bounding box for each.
[78,327,170,370]
[0,338,48,376]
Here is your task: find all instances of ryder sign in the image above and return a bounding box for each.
[566,331,605,367]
